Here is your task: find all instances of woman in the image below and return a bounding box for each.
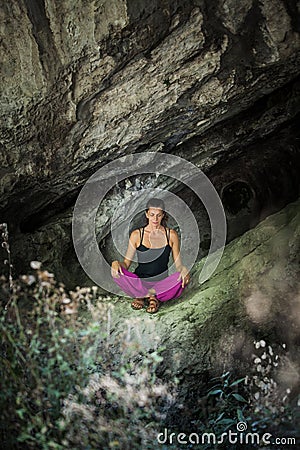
[111,198,190,313]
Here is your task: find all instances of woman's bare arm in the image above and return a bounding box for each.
[170,229,183,270]
[111,230,139,278]
[170,229,190,287]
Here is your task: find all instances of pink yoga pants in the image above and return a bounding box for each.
[112,267,185,302]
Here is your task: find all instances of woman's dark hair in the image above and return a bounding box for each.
[145,198,168,226]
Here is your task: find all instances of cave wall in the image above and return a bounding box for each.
[0,0,300,285]
[1,0,300,220]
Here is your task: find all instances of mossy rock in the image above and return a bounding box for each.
[100,198,300,410]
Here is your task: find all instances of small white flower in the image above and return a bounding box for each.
[30,260,42,270]
[64,306,76,314]
[43,271,54,278]
[259,381,267,390]
[27,275,36,285]
[260,340,266,347]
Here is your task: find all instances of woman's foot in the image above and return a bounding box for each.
[146,296,160,314]
[131,298,145,310]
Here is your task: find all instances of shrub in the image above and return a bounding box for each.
[0,258,177,450]
[193,340,299,450]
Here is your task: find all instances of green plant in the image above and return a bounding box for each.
[0,257,177,450]
[193,340,299,449]
[205,371,248,433]
[0,222,14,308]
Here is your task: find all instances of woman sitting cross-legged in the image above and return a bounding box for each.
[111,198,190,314]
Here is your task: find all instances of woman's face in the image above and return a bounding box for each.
[146,207,164,226]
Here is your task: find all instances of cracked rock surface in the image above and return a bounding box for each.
[1,1,300,283]
[1,0,300,224]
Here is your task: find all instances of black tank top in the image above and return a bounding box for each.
[134,226,172,281]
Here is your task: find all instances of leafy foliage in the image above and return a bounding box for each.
[0,259,177,450]
[206,371,248,431]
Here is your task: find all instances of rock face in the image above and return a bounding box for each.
[102,198,300,418]
[0,0,300,284]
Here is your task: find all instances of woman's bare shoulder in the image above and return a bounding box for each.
[129,228,141,241]
[169,228,179,242]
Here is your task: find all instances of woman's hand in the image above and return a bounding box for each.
[111,260,124,278]
[177,265,190,288]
